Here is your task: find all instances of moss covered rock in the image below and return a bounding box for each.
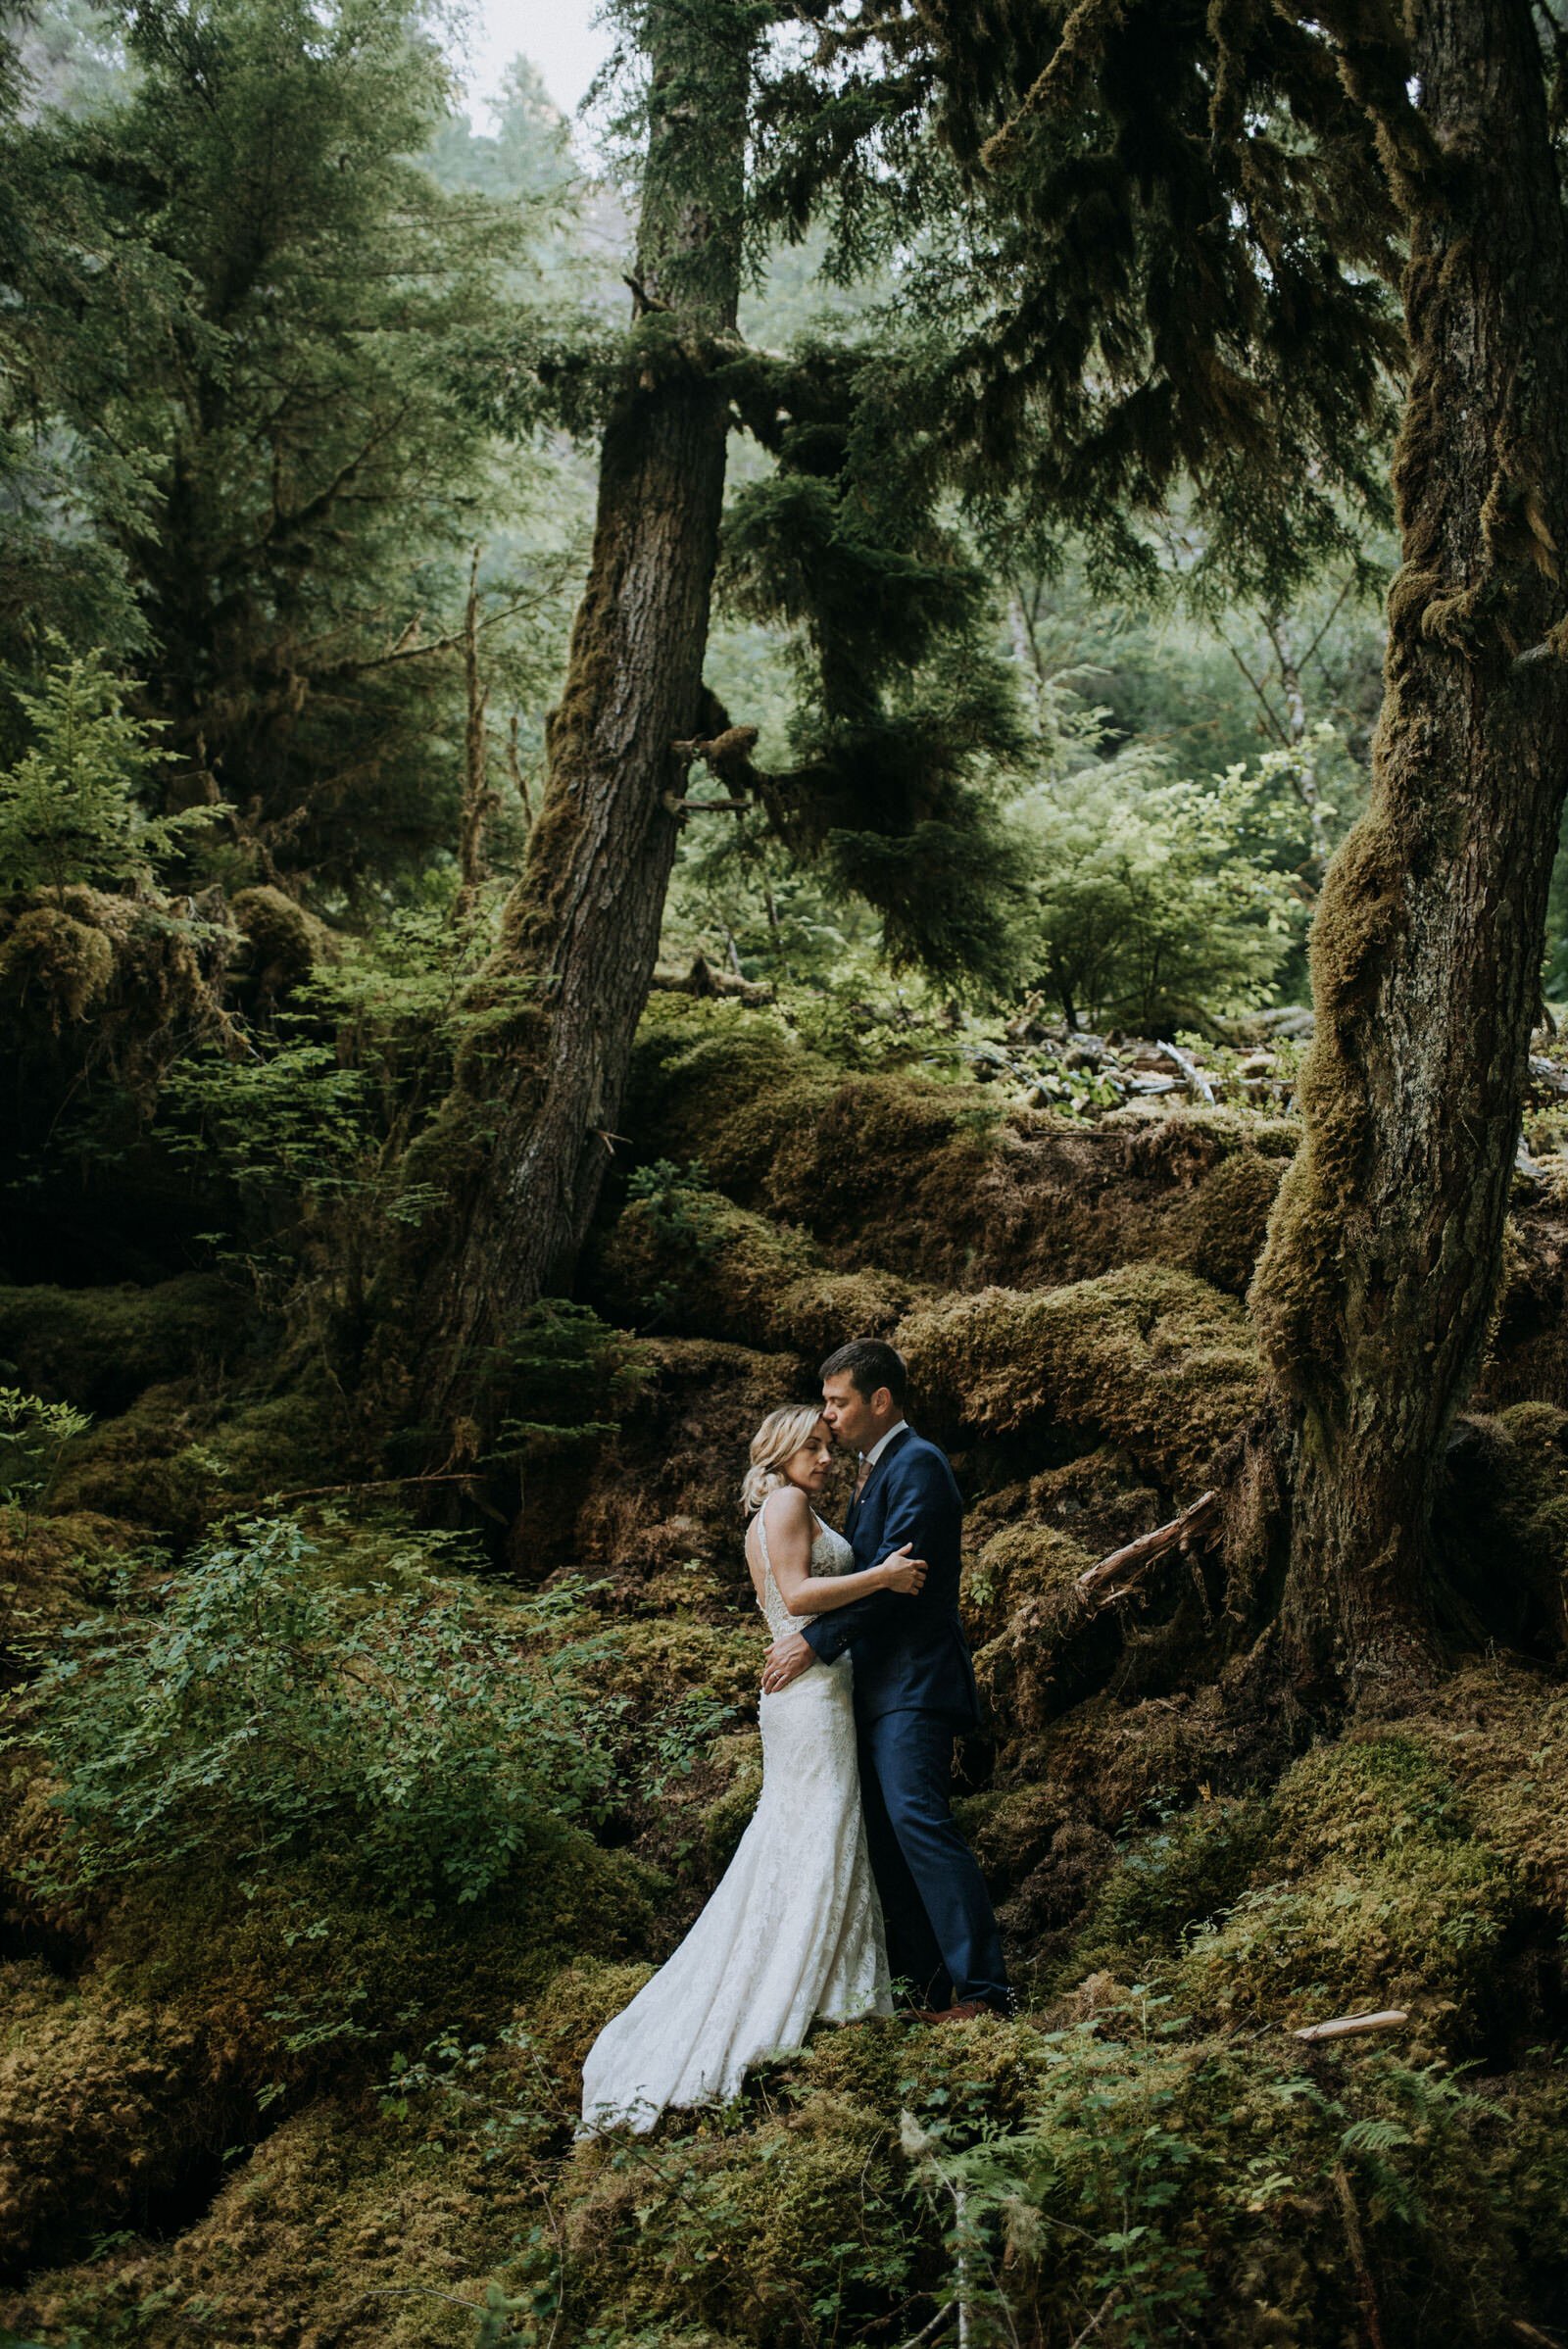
[626,997,1300,1298]
[0,1964,207,2275]
[0,905,115,1026]
[229,884,336,1001]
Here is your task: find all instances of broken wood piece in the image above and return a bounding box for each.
[1291,2009,1408,2044]
[1156,1038,1216,1104]
[1074,1490,1220,1604]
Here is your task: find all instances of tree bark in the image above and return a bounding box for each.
[416,2,752,1427]
[455,544,494,916]
[1241,0,1568,1698]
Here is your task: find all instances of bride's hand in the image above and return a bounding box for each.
[877,1543,928,1595]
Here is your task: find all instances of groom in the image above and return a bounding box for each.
[761,1339,1011,2021]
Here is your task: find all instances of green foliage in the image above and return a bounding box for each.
[0,648,213,894]
[485,1298,648,1460]
[1013,751,1298,1033]
[1,0,575,896]
[0,1388,91,1514]
[7,1513,622,1910]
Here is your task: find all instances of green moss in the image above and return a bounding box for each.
[594,1185,918,1358]
[1173,1737,1522,2042]
[0,1275,249,1414]
[960,1518,1092,1644]
[0,1963,206,2273]
[0,905,114,1024]
[900,1262,1260,1488]
[228,884,334,999]
[51,1383,339,1541]
[1073,1795,1273,1975]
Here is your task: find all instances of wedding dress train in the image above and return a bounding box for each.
[579,1514,892,2133]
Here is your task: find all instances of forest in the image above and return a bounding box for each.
[3,0,1568,2340]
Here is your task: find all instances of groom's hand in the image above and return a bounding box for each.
[761,1631,816,1695]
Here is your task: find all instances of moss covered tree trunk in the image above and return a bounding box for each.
[416,5,751,1424]
[1242,0,1568,1697]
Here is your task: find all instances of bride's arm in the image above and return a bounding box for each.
[761,1491,926,1615]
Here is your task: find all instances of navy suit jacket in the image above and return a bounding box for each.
[801,1428,981,1729]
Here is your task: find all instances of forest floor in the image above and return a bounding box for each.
[4,990,1568,2349]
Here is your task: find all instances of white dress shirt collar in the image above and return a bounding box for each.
[862,1417,908,1470]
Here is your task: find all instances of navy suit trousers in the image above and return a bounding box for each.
[858,1708,1009,2012]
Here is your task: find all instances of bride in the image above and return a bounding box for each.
[578,1402,928,2134]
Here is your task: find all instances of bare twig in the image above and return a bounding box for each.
[895,2299,956,2349]
[268,1471,498,1503]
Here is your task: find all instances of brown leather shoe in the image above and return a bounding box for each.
[911,1998,991,2024]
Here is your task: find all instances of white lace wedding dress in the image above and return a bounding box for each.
[578,1511,892,2134]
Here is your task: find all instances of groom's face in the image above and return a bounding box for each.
[821,1371,886,1453]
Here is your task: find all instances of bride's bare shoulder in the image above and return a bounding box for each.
[760,1484,810,1528]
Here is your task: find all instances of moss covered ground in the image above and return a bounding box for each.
[4,997,1568,2345]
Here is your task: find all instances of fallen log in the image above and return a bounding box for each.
[1074,1489,1221,1606]
[1291,2008,1408,2045]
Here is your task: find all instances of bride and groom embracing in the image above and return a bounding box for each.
[580,1339,1011,2136]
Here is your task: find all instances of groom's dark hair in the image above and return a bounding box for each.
[820,1338,908,1408]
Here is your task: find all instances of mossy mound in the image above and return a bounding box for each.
[592,1185,919,1361]
[0,1506,134,1654]
[0,2095,514,2348]
[0,1964,207,2276]
[960,1516,1094,1645]
[50,1381,341,1542]
[0,1274,248,1413]
[899,1263,1261,1490]
[0,905,115,1025]
[228,884,336,1001]
[626,997,1300,1298]
[0,885,231,1092]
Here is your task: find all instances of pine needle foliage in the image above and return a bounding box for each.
[756,0,1404,610]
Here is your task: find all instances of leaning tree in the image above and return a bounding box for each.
[411,0,1032,1429]
[796,0,1568,1697]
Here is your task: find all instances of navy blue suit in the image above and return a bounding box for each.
[801,1428,1009,2012]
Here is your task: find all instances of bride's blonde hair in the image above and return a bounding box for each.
[740,1403,829,1517]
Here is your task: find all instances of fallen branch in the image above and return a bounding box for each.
[1156,1038,1216,1104]
[1074,1491,1220,1605]
[1291,2009,1408,2045]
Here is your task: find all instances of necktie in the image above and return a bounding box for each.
[854,1452,871,1499]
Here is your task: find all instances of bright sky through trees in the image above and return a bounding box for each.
[453,0,613,125]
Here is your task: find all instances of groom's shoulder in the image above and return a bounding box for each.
[891,1430,958,1489]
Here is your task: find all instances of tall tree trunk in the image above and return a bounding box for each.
[416,2,752,1426]
[1239,0,1568,1699]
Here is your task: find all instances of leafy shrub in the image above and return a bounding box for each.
[6,1513,622,1910]
[1012,750,1297,1033]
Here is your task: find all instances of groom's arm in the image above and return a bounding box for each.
[801,1459,952,1665]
